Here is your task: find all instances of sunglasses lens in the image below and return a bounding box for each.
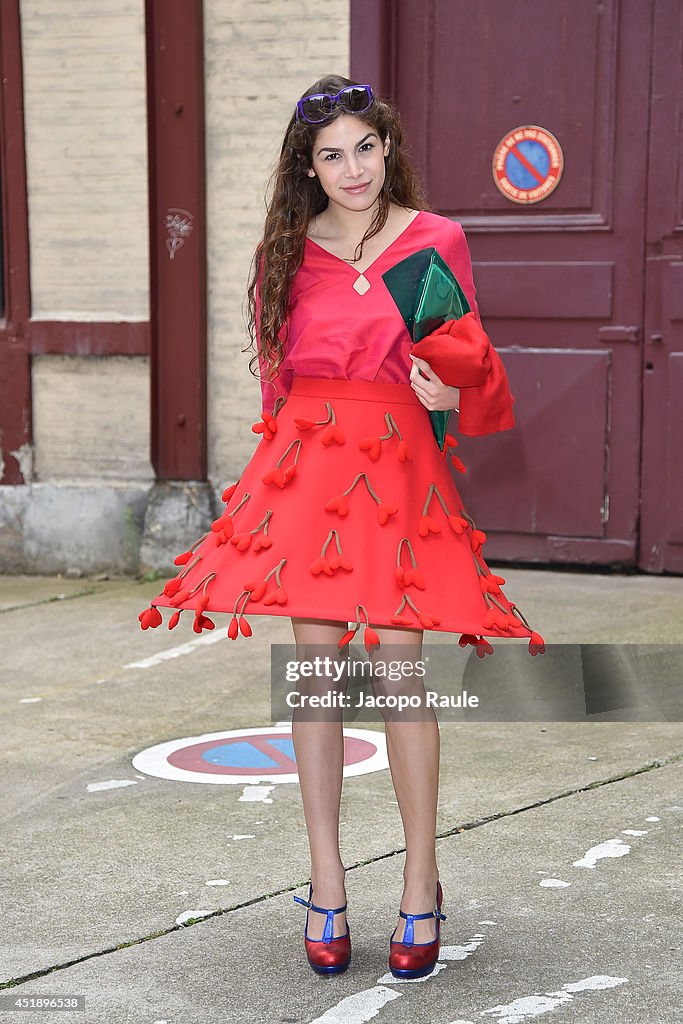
[339,85,373,113]
[299,94,334,123]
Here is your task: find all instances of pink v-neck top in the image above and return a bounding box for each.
[257,210,481,415]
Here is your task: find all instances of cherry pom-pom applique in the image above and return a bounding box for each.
[458,634,479,647]
[138,606,163,630]
[168,610,181,630]
[263,440,301,488]
[476,638,494,658]
[251,411,278,440]
[392,594,439,631]
[359,412,412,463]
[359,436,382,461]
[529,631,546,656]
[418,514,441,537]
[364,626,380,653]
[295,402,345,446]
[325,494,350,517]
[310,530,354,578]
[396,538,426,592]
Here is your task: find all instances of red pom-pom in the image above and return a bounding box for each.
[328,554,353,572]
[310,556,334,576]
[325,494,349,517]
[397,440,412,462]
[528,631,546,656]
[364,626,380,653]
[239,616,253,637]
[476,638,494,658]
[282,464,297,483]
[395,565,406,588]
[252,535,272,552]
[377,502,398,525]
[230,532,253,551]
[470,529,487,552]
[338,628,357,648]
[263,586,287,606]
[163,578,183,597]
[390,615,414,627]
[227,616,239,639]
[450,456,466,474]
[418,514,441,537]
[169,588,191,607]
[404,568,425,590]
[244,579,267,601]
[222,483,238,503]
[320,424,345,446]
[174,550,193,566]
[168,610,181,630]
[458,633,478,647]
[359,436,381,460]
[447,514,468,534]
[294,417,315,430]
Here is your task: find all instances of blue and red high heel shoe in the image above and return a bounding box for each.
[293,883,351,975]
[389,880,446,980]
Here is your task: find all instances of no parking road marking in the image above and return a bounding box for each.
[132,725,388,784]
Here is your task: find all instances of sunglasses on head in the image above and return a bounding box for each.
[295,84,374,125]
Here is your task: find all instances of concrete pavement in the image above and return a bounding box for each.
[0,568,681,1024]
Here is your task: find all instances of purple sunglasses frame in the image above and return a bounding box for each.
[295,84,374,125]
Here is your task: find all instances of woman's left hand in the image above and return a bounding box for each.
[409,354,460,412]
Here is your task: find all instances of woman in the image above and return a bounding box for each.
[138,75,544,979]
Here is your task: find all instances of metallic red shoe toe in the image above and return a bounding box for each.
[389,880,446,980]
[294,883,351,975]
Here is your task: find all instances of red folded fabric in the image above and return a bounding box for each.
[411,312,491,388]
[412,312,516,437]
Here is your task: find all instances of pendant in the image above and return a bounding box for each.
[352,273,371,295]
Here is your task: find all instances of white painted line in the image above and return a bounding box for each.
[477,974,628,1021]
[309,985,401,1023]
[229,834,256,841]
[205,879,230,886]
[573,837,630,869]
[622,829,648,836]
[86,779,138,792]
[239,785,274,803]
[124,630,224,669]
[539,878,571,888]
[19,697,42,703]
[645,816,660,821]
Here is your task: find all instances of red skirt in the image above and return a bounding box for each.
[138,377,545,656]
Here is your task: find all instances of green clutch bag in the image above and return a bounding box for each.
[382,247,470,450]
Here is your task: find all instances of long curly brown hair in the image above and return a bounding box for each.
[244,74,429,392]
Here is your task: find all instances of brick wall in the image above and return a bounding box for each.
[203,0,350,484]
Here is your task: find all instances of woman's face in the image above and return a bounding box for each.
[307,115,390,215]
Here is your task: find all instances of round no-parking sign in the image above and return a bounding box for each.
[492,125,564,204]
[132,726,388,784]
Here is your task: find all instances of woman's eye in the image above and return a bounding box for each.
[358,143,374,153]
[324,153,340,161]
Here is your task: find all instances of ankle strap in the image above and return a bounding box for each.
[293,894,347,943]
[399,906,447,946]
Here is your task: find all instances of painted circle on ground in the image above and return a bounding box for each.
[492,125,564,204]
[132,725,388,784]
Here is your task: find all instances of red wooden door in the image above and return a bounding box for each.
[640,0,683,572]
[354,0,655,567]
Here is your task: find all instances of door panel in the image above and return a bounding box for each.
[390,0,652,566]
[640,0,683,571]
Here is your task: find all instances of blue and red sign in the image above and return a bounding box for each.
[492,126,564,204]
[132,726,388,785]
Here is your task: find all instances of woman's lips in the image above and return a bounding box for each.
[342,182,371,194]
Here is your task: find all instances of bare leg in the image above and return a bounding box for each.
[290,615,349,941]
[369,624,441,943]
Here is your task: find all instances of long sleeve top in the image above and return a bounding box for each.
[256,210,514,435]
